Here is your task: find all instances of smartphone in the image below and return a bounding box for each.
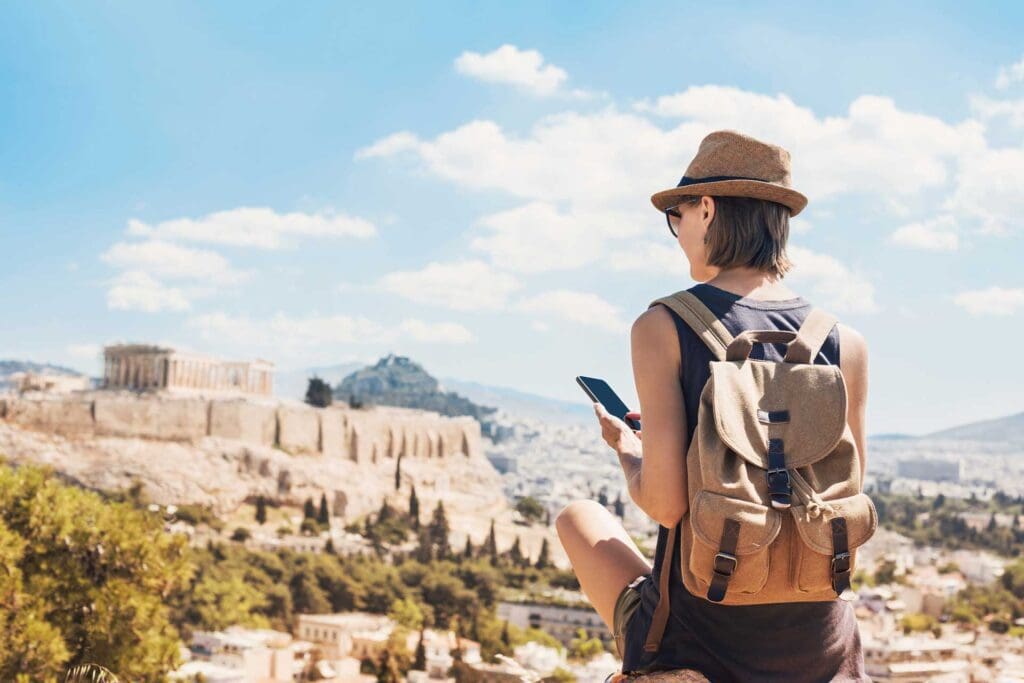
[576,375,641,430]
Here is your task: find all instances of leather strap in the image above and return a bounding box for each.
[830,517,852,596]
[766,438,792,510]
[706,518,740,602]
[643,520,678,652]
[725,330,799,361]
[649,291,733,361]
[784,308,838,364]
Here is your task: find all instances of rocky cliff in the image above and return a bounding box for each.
[0,391,565,567]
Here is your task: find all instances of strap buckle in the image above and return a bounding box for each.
[831,551,851,575]
[766,467,792,509]
[713,551,737,577]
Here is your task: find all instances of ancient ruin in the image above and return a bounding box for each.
[103,344,273,396]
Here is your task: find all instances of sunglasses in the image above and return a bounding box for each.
[664,197,700,237]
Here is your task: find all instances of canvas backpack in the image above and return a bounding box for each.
[641,290,878,654]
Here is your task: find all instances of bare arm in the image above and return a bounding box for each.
[838,323,869,482]
[607,305,689,528]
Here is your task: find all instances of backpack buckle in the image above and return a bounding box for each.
[831,551,851,575]
[713,551,737,577]
[766,467,792,509]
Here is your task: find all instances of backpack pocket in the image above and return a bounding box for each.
[789,492,878,593]
[689,490,782,594]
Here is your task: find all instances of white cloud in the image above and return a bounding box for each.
[953,287,1024,316]
[188,312,475,351]
[634,86,984,200]
[607,240,689,277]
[106,271,191,313]
[398,319,475,344]
[472,202,641,273]
[996,55,1024,90]
[888,215,960,251]
[379,260,520,310]
[946,145,1024,235]
[101,240,250,285]
[454,44,568,96]
[970,94,1024,128]
[355,112,688,209]
[515,289,629,333]
[787,246,878,314]
[127,207,376,249]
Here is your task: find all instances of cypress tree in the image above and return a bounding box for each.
[317,493,330,527]
[414,627,427,670]
[409,485,420,531]
[535,538,550,569]
[303,497,316,520]
[463,536,474,560]
[429,501,450,559]
[255,496,267,525]
[485,519,498,564]
[509,535,524,566]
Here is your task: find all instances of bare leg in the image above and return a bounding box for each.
[556,499,652,631]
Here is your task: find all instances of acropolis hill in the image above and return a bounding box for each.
[0,346,565,567]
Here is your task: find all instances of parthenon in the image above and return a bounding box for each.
[103,344,273,396]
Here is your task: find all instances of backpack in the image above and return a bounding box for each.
[641,290,878,654]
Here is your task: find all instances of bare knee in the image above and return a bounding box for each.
[555,499,606,538]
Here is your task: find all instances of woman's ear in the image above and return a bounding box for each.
[700,195,716,228]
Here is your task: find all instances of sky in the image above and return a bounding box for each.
[1,1,1022,435]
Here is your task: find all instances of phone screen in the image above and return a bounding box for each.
[576,375,640,430]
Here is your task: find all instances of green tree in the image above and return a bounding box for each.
[429,501,451,559]
[318,493,330,528]
[305,376,334,408]
[535,538,551,569]
[413,627,427,671]
[255,496,268,525]
[508,535,524,567]
[484,519,498,564]
[568,627,606,660]
[463,536,474,561]
[389,596,427,630]
[613,493,625,518]
[515,496,545,524]
[303,498,316,520]
[376,646,403,683]
[409,485,420,531]
[0,463,192,681]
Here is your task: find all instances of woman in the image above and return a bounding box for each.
[555,130,869,681]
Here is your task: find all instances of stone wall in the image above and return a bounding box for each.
[0,393,482,462]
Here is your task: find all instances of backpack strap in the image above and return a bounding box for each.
[648,290,734,361]
[644,521,678,652]
[783,308,838,364]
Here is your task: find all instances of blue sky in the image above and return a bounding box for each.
[1,2,1022,435]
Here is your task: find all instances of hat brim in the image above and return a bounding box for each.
[651,180,808,217]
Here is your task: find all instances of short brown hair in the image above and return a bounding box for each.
[702,196,792,276]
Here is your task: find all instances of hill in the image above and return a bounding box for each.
[926,410,1024,444]
[335,354,497,422]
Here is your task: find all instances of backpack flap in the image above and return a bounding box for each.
[709,360,848,470]
[788,492,878,596]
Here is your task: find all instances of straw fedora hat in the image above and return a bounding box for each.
[650,130,808,216]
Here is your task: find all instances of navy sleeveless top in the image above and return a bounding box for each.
[620,283,868,682]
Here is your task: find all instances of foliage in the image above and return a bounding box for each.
[231,527,252,542]
[515,496,545,524]
[568,627,607,660]
[305,376,334,408]
[0,463,192,682]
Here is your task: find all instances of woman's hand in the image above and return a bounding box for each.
[594,403,642,457]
